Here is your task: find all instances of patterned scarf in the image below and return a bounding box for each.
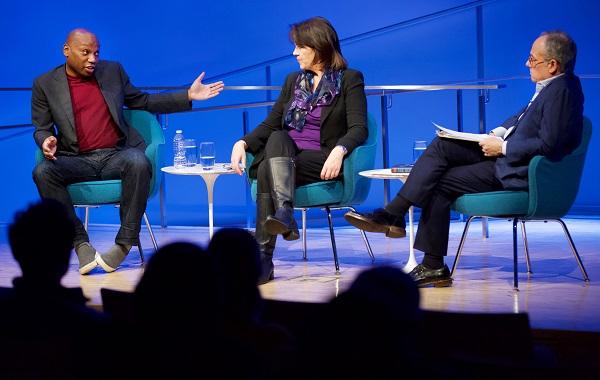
[285,69,343,131]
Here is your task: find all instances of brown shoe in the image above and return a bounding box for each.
[344,208,406,238]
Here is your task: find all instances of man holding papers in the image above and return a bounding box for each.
[345,31,584,287]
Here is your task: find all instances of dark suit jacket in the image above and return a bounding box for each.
[31,60,191,155]
[242,69,368,178]
[495,72,584,189]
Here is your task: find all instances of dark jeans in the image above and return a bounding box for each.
[32,147,152,247]
[387,137,503,257]
[255,130,334,193]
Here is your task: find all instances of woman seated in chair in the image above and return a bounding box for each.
[230,16,368,284]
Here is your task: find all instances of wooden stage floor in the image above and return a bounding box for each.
[1,217,598,332]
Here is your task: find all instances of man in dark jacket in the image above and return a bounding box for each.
[32,28,224,274]
[345,30,584,287]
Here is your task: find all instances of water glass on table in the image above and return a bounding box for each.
[183,139,197,167]
[413,140,427,163]
[200,141,215,170]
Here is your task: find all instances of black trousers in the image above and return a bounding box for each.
[255,130,334,193]
[32,147,152,247]
[387,137,503,257]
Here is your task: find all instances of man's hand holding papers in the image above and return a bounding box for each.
[433,122,489,143]
[433,122,504,157]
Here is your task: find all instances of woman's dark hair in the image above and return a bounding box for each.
[289,16,347,70]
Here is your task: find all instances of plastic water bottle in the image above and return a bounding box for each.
[173,130,186,168]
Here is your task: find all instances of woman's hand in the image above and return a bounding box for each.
[320,146,345,180]
[230,140,247,175]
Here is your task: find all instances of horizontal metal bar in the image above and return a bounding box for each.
[0,84,501,92]
[366,84,500,90]
[0,128,32,142]
[5,75,600,92]
[137,85,282,91]
[0,88,31,91]
[0,123,33,130]
[0,85,504,129]
[223,85,281,91]
[187,101,276,112]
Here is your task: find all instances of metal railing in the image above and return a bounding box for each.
[0,83,501,227]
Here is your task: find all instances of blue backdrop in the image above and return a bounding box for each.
[1,0,598,227]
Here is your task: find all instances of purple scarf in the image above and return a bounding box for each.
[285,69,343,131]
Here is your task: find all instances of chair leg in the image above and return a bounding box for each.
[137,240,145,265]
[84,206,90,231]
[302,208,308,260]
[360,231,375,261]
[143,212,158,252]
[481,216,490,238]
[324,206,340,274]
[451,216,476,276]
[348,206,374,261]
[520,221,532,274]
[512,218,519,290]
[554,218,590,282]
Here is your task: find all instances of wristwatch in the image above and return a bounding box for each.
[336,145,348,155]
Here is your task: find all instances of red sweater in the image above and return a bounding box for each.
[67,75,122,152]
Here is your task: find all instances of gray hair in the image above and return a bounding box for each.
[541,30,577,73]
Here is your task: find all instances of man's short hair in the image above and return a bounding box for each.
[541,30,577,73]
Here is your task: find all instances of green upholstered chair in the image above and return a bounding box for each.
[247,113,378,273]
[451,117,592,288]
[35,109,165,262]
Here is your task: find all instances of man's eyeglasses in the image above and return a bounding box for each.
[528,54,549,67]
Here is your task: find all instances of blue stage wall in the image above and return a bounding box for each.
[0,0,598,227]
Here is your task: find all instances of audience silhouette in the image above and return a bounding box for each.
[0,200,113,379]
[295,266,426,378]
[132,241,227,377]
[208,228,295,378]
[208,228,263,322]
[1,207,546,378]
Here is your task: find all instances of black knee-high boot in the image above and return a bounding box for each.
[264,157,299,241]
[256,193,276,284]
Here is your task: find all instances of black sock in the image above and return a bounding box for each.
[422,254,444,270]
[385,194,411,217]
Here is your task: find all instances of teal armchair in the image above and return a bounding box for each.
[35,109,165,263]
[247,113,378,273]
[451,117,592,288]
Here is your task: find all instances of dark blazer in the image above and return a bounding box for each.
[242,69,368,177]
[495,72,584,189]
[31,60,191,155]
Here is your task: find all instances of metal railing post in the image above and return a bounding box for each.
[243,111,253,229]
[456,89,463,132]
[456,89,465,222]
[265,65,272,114]
[476,4,489,237]
[158,113,168,228]
[380,94,391,205]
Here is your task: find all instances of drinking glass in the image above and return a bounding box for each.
[200,141,215,170]
[413,140,427,163]
[183,139,197,167]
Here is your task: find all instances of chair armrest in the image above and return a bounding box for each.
[246,152,255,173]
[35,149,44,165]
[145,142,164,198]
